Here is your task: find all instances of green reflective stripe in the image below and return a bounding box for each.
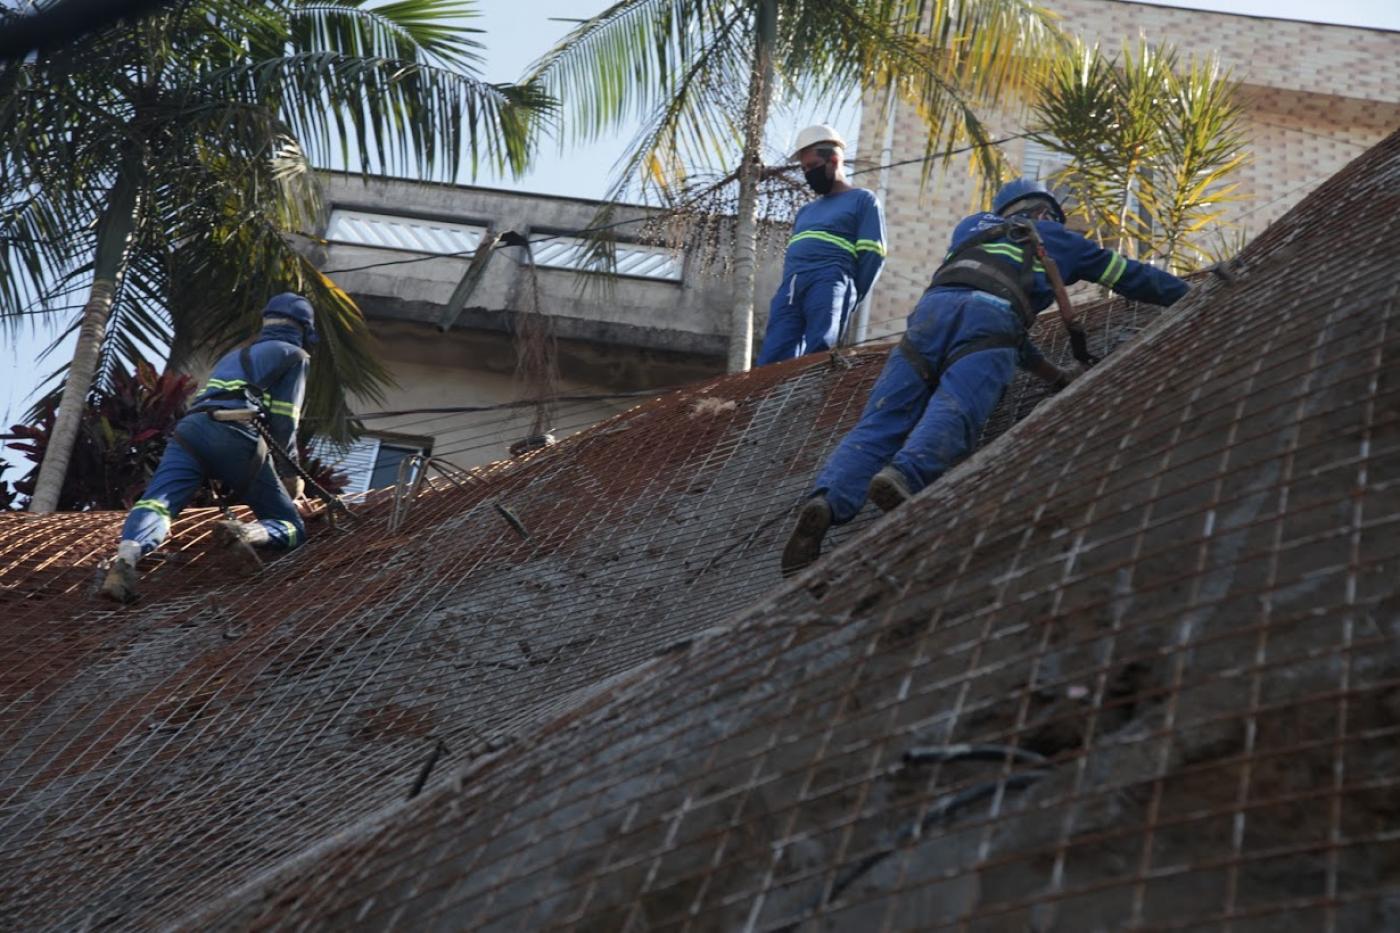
[265,399,297,417]
[855,239,886,256]
[277,520,298,546]
[980,243,1045,272]
[1098,252,1127,288]
[133,498,171,520]
[787,230,857,256]
[202,378,248,394]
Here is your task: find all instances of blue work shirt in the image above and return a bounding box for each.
[783,187,886,302]
[190,323,309,463]
[945,212,1190,313]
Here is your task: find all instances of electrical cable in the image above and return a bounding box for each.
[318,133,1034,276]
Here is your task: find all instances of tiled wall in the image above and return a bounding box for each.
[856,0,1400,332]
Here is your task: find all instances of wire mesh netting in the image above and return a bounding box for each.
[2,128,1398,930]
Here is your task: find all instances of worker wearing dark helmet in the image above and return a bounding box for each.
[100,293,317,603]
[782,179,1189,574]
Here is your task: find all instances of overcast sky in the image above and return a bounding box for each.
[2,0,1397,427]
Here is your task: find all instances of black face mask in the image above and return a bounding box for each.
[804,163,833,194]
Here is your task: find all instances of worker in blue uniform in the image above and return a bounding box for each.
[756,124,885,366]
[100,293,317,603]
[781,179,1190,574]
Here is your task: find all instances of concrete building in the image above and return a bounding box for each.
[314,171,782,482]
[856,0,1400,334]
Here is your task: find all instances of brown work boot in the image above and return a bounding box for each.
[99,558,139,604]
[213,520,264,574]
[781,496,833,577]
[868,466,914,514]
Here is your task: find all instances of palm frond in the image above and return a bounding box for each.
[288,0,487,72]
[526,0,732,148]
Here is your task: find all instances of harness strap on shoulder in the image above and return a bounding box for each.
[929,221,1039,326]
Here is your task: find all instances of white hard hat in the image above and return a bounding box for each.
[790,124,846,160]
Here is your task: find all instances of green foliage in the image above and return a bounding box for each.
[1029,39,1248,273]
[528,0,1062,207]
[0,0,551,439]
[3,357,348,510]
[6,358,199,511]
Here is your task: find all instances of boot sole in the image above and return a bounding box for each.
[99,565,138,604]
[781,499,832,577]
[868,472,912,514]
[213,523,264,574]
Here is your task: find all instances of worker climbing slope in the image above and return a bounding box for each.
[756,124,886,366]
[781,179,1190,574]
[100,294,317,603]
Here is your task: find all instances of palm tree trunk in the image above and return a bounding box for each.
[1118,162,1138,260]
[726,0,777,374]
[28,173,139,513]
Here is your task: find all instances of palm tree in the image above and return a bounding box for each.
[0,0,549,513]
[1029,39,1248,272]
[526,0,1061,373]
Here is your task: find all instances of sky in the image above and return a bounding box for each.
[2,0,1397,428]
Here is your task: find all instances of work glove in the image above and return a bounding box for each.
[282,474,305,501]
[1067,324,1100,367]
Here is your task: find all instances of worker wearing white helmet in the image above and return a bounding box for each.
[755,124,886,366]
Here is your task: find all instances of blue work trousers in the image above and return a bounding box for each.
[756,270,856,366]
[814,289,1024,523]
[120,413,304,555]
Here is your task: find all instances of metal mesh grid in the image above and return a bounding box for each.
[3,128,1398,930]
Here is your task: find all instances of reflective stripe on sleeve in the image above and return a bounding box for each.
[1098,252,1127,288]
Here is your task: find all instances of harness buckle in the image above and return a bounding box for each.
[207,408,258,423]
[1006,218,1036,245]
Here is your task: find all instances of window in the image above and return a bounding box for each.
[326,209,486,256]
[1022,138,1064,183]
[529,234,683,282]
[311,434,432,493]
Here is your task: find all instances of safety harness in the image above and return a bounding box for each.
[175,347,354,523]
[929,220,1040,326]
[900,218,1099,390]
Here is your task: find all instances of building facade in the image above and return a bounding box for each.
[315,172,782,479]
[856,0,1400,335]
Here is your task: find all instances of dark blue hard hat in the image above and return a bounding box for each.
[262,292,318,346]
[993,178,1066,224]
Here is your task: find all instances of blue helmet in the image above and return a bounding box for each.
[993,178,1066,224]
[262,292,318,346]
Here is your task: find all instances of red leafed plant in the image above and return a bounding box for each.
[0,462,19,511]
[7,360,199,511]
[6,358,346,511]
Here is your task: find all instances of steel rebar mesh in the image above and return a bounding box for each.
[3,128,1399,930]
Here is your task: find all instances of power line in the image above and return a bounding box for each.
[1249,117,1373,150]
[318,133,1034,277]
[349,386,677,423]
